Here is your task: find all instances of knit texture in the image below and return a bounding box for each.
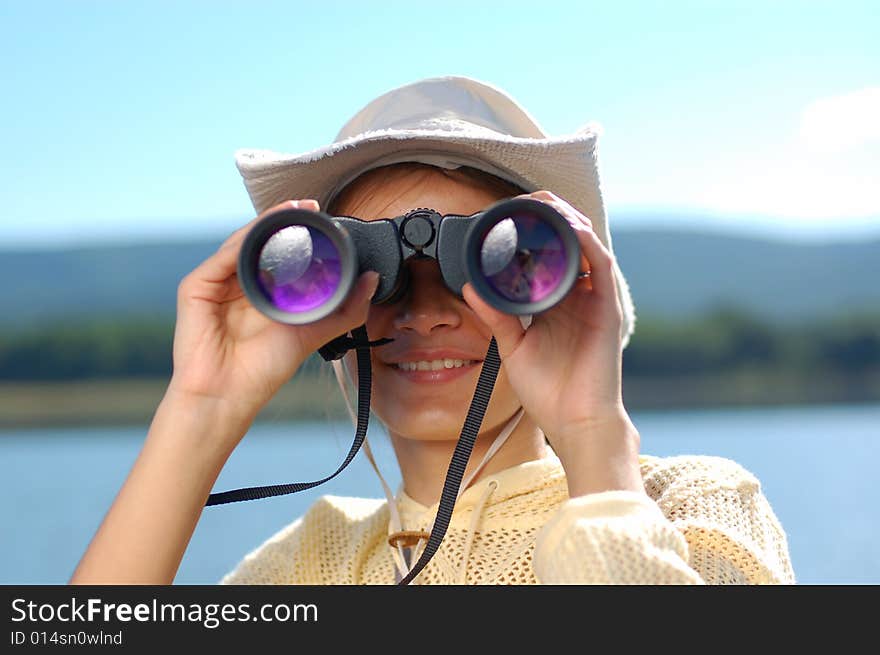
[219,452,795,585]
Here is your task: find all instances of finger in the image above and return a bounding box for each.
[299,271,380,353]
[332,271,381,328]
[513,190,594,232]
[219,199,319,251]
[461,283,526,360]
[198,199,319,284]
[570,222,618,301]
[513,191,608,294]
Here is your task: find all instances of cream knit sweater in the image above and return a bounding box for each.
[219,452,795,585]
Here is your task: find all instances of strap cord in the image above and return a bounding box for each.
[204,325,375,506]
[397,337,501,585]
[203,327,503,590]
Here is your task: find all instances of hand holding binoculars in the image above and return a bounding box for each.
[237,197,583,326]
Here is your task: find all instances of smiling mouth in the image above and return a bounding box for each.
[387,358,483,383]
[392,358,479,371]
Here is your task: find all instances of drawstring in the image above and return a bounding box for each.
[204,325,374,506]
[459,480,497,584]
[333,359,525,583]
[404,406,524,576]
[331,359,411,576]
[391,409,522,581]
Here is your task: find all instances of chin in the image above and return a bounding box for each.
[375,406,470,442]
[374,398,521,443]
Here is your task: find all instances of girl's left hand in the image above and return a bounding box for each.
[462,191,643,496]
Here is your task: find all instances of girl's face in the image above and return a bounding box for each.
[338,165,523,442]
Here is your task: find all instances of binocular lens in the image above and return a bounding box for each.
[256,225,343,313]
[479,214,568,304]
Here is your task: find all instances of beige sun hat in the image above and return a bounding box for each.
[234,75,636,348]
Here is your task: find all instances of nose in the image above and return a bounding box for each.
[391,258,463,336]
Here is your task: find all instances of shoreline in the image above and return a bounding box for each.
[1,372,878,430]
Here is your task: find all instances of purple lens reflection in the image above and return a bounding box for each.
[479,214,567,303]
[256,225,342,313]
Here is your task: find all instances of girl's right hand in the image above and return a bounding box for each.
[165,199,379,440]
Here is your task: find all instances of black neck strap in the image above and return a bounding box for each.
[396,337,500,585]
[204,325,502,587]
[317,331,395,362]
[204,325,374,506]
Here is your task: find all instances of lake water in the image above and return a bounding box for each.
[1,403,877,585]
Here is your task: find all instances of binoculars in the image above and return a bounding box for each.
[237,197,582,325]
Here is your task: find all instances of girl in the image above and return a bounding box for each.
[70,76,795,585]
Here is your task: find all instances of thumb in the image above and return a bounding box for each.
[462,283,526,360]
[334,271,380,329]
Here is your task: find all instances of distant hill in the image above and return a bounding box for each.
[1,227,878,329]
[612,228,880,323]
[1,241,213,329]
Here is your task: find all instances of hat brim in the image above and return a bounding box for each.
[236,128,602,224]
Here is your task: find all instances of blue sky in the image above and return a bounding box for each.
[1,0,877,248]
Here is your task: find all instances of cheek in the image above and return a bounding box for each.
[338,307,393,388]
[339,307,392,376]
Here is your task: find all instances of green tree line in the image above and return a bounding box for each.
[622,307,880,378]
[0,308,878,382]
